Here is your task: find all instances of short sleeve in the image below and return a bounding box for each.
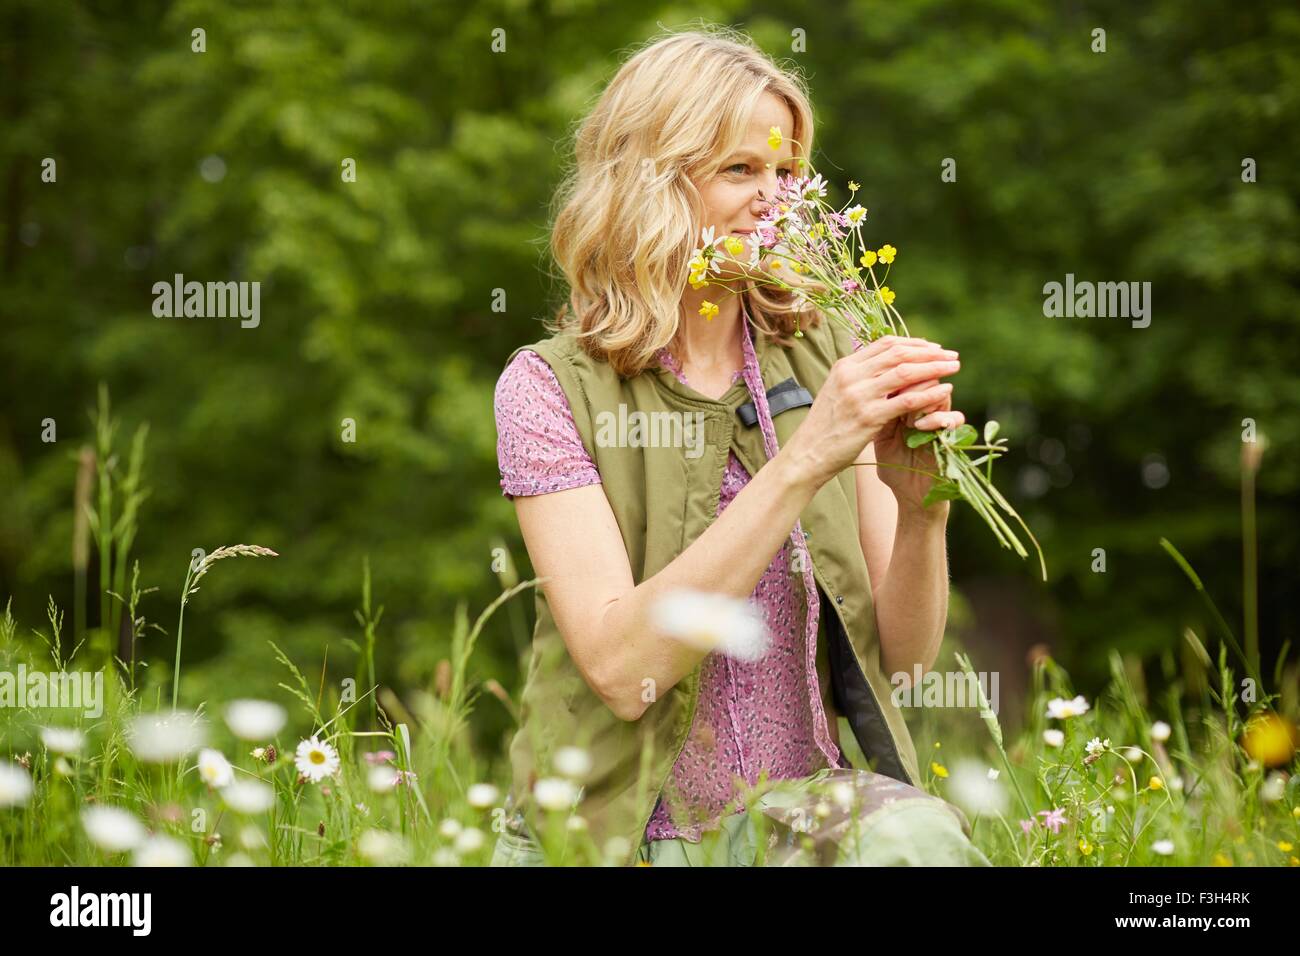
[493,350,602,500]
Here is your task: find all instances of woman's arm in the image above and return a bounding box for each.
[514,449,821,721]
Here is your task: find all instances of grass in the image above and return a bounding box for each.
[0,390,1295,866]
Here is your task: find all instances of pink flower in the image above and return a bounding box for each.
[1037,807,1067,834]
[1019,819,1034,834]
[841,279,860,294]
[363,750,396,766]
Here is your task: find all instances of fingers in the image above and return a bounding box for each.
[877,357,961,396]
[850,334,954,364]
[881,381,953,420]
[913,409,965,430]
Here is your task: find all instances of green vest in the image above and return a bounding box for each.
[501,310,922,866]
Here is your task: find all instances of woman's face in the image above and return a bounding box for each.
[694,91,798,283]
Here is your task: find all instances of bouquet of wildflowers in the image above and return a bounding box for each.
[688,127,1046,580]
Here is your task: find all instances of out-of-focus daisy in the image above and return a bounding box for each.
[603,836,632,864]
[946,759,1009,817]
[132,834,192,867]
[466,783,499,808]
[1260,771,1286,803]
[1043,729,1065,748]
[554,746,592,781]
[533,777,579,812]
[367,764,397,794]
[0,762,33,807]
[82,805,147,852]
[128,710,206,762]
[1046,695,1090,720]
[454,827,485,854]
[1150,720,1172,743]
[221,779,275,814]
[358,829,409,865]
[238,825,267,850]
[1123,746,1144,763]
[438,818,463,839]
[651,588,770,662]
[197,748,234,788]
[40,726,85,755]
[294,736,340,783]
[223,700,287,741]
[1151,839,1175,856]
[432,848,459,867]
[225,852,256,867]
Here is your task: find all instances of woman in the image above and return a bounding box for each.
[490,26,990,867]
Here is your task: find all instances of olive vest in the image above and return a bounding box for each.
[500,310,921,866]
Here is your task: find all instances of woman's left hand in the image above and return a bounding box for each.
[872,374,965,517]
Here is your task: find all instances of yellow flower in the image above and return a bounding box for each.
[859,250,877,268]
[1211,852,1233,867]
[698,300,719,322]
[1241,711,1298,768]
[1291,856,1300,867]
[723,236,745,257]
[1148,775,1164,791]
[770,260,781,270]
[877,244,897,265]
[768,126,783,150]
[878,286,896,306]
[934,741,942,749]
[1292,807,1300,819]
[1078,837,1092,856]
[930,761,948,778]
[848,180,860,192]
[689,272,708,290]
[1279,841,1294,852]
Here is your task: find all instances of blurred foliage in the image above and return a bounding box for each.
[1,0,1296,762]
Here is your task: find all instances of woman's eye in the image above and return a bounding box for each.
[726,163,749,175]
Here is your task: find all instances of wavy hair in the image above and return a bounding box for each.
[545,25,824,378]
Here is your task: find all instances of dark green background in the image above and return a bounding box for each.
[2,1,1296,756]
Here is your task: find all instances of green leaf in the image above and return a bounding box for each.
[922,480,963,507]
[945,423,978,448]
[905,428,938,448]
[983,420,1000,443]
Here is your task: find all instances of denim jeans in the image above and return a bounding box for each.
[489,767,992,867]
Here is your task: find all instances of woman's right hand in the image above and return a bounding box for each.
[779,335,961,490]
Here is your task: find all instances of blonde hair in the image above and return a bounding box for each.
[545,25,824,378]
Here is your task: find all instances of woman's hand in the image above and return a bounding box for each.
[872,362,966,516]
[780,335,961,491]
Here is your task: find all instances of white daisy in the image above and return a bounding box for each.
[294,736,340,783]
[221,779,274,814]
[358,828,409,865]
[1123,747,1144,763]
[1046,695,1091,720]
[466,783,499,808]
[82,805,147,852]
[946,758,1009,816]
[453,827,485,854]
[367,764,397,794]
[40,726,85,755]
[1150,720,1171,743]
[844,204,868,226]
[128,710,206,763]
[1043,728,1065,748]
[1151,839,1175,857]
[437,818,463,839]
[132,834,192,867]
[223,700,287,741]
[651,588,770,662]
[554,746,592,781]
[1085,737,1111,755]
[0,762,33,808]
[197,748,234,788]
[533,776,579,811]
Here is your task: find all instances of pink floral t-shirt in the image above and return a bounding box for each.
[493,315,847,843]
